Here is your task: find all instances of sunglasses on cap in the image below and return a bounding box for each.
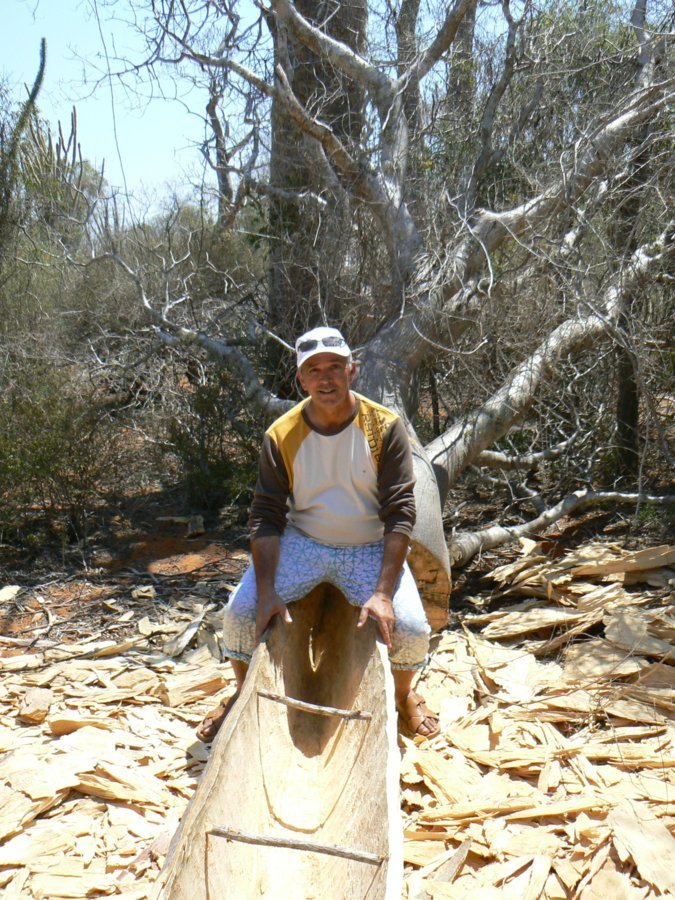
[297,336,347,352]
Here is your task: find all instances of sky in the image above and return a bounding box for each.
[3,0,211,211]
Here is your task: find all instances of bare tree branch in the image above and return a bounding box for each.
[83,252,290,419]
[424,225,674,498]
[455,79,674,286]
[355,74,674,386]
[475,434,579,471]
[451,489,675,567]
[413,0,478,83]
[270,0,394,110]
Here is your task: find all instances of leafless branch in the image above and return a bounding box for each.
[424,225,674,497]
[475,434,579,470]
[81,252,290,419]
[451,489,675,567]
[270,0,394,111]
[413,0,478,83]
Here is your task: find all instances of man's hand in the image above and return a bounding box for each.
[254,591,293,645]
[357,592,394,651]
[251,535,291,645]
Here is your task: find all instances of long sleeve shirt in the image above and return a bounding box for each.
[248,392,416,546]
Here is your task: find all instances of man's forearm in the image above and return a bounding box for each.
[374,531,410,598]
[251,534,281,597]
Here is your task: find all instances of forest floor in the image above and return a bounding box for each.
[0,492,674,898]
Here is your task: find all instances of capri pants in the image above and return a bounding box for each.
[222,528,430,671]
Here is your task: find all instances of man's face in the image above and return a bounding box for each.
[297,352,356,410]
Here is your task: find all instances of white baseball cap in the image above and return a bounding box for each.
[295,326,351,369]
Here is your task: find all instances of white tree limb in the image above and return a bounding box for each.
[84,252,291,420]
[451,490,675,567]
[270,65,423,284]
[454,80,674,284]
[176,38,417,268]
[270,0,394,110]
[412,0,478,83]
[424,225,674,498]
[359,77,673,394]
[475,434,578,470]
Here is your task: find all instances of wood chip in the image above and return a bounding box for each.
[604,608,675,660]
[18,688,53,724]
[47,715,122,736]
[563,640,646,681]
[609,801,675,895]
[572,545,675,577]
[0,586,21,604]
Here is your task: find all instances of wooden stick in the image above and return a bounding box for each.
[0,635,57,647]
[208,826,385,865]
[256,689,372,720]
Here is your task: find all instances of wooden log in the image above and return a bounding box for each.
[152,584,403,899]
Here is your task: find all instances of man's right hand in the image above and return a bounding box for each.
[251,535,290,645]
[254,592,293,645]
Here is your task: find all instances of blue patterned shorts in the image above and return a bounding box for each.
[222,529,430,671]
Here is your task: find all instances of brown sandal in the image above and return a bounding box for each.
[196,693,238,743]
[396,691,440,739]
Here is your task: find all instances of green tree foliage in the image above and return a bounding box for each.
[163,366,259,511]
[0,86,264,545]
[0,351,124,543]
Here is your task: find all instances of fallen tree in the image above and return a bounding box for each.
[87,0,674,622]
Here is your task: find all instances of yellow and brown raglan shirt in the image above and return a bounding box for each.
[249,393,416,546]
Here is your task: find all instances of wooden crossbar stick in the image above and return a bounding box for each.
[256,689,372,720]
[208,826,385,865]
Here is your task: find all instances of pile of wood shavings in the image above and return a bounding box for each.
[403,542,675,898]
[0,628,235,898]
[0,541,674,898]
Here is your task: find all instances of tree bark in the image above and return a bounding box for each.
[267,0,367,392]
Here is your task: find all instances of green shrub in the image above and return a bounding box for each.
[163,366,258,511]
[0,356,122,542]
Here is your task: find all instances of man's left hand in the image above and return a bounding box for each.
[357,592,394,651]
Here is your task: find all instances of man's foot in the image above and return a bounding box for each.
[396,691,440,739]
[196,693,239,743]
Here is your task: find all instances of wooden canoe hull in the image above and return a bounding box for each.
[152,585,403,899]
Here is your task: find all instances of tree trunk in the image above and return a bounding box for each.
[612,126,649,483]
[615,311,640,481]
[267,0,367,392]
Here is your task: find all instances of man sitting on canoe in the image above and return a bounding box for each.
[197,326,439,742]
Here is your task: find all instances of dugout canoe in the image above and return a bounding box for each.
[152,583,403,900]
